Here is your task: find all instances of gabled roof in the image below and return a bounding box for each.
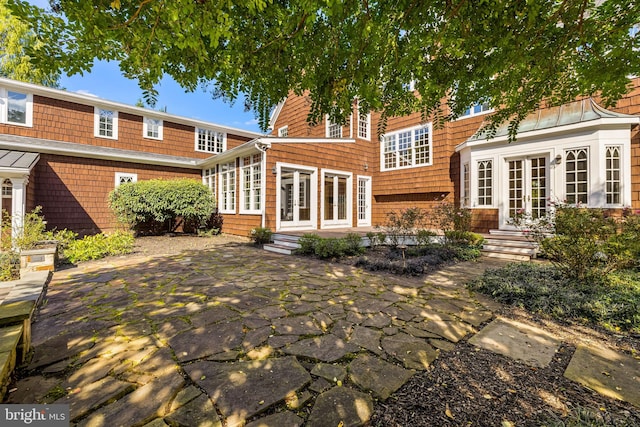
[460,98,639,149]
[0,77,262,139]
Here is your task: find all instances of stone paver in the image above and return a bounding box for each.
[468,317,561,368]
[307,386,374,427]
[8,243,635,425]
[564,344,640,407]
[349,354,414,400]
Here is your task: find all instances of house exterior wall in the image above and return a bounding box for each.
[33,154,201,235]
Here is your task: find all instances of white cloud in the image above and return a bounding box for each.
[244,118,259,125]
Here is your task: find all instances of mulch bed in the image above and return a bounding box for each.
[370,339,639,426]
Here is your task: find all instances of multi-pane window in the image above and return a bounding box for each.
[565,148,588,205]
[326,117,342,138]
[606,146,621,205]
[358,111,370,140]
[278,126,289,137]
[2,179,12,197]
[381,124,432,171]
[143,117,163,140]
[241,154,262,213]
[461,102,492,118]
[477,160,493,205]
[220,161,236,213]
[196,128,226,153]
[462,163,470,207]
[115,172,137,187]
[95,107,118,139]
[202,167,217,208]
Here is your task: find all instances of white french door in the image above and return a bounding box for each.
[322,170,352,228]
[357,176,372,226]
[278,165,316,230]
[503,155,548,227]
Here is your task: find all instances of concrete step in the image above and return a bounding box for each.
[263,244,296,255]
[483,239,537,249]
[482,244,536,255]
[481,250,532,262]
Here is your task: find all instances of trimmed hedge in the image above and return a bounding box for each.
[108,178,216,234]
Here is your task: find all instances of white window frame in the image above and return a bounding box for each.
[219,160,236,213]
[357,110,371,141]
[202,167,217,208]
[565,148,589,206]
[143,117,163,140]
[196,127,227,153]
[605,145,623,207]
[458,102,493,119]
[380,123,432,171]
[0,88,33,127]
[115,172,137,187]
[278,125,289,137]
[325,116,343,138]
[240,153,262,214]
[94,107,118,139]
[476,159,493,206]
[462,162,470,207]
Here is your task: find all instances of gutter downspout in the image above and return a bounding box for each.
[255,140,270,229]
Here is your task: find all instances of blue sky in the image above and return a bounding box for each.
[26,1,264,134]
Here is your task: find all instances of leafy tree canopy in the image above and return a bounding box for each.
[0,0,59,87]
[8,0,640,135]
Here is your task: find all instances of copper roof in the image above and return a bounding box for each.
[467,98,638,142]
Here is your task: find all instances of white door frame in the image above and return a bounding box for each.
[275,162,318,231]
[500,153,550,229]
[320,168,353,228]
[356,175,372,226]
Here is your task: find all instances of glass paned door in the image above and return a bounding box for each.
[323,172,351,226]
[357,176,372,226]
[280,168,313,228]
[506,155,548,225]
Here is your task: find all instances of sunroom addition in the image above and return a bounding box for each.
[456,99,640,230]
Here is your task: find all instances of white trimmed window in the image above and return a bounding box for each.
[95,107,118,139]
[565,148,588,205]
[241,153,262,213]
[460,102,492,118]
[462,162,470,207]
[278,125,289,137]
[196,128,226,153]
[477,160,492,206]
[605,146,622,205]
[0,88,33,126]
[143,117,163,140]
[326,117,343,138]
[219,161,236,213]
[357,111,371,140]
[115,172,137,187]
[381,124,432,171]
[202,167,217,208]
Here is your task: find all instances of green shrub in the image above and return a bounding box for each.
[1,207,77,251]
[431,200,472,233]
[63,230,134,263]
[0,251,19,281]
[384,207,427,247]
[297,233,320,255]
[343,233,365,256]
[444,230,484,247]
[415,229,436,248]
[108,179,216,234]
[314,238,347,259]
[250,227,272,245]
[468,263,640,333]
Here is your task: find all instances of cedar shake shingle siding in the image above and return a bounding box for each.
[34,154,201,235]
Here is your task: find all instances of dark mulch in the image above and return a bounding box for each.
[371,340,639,427]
